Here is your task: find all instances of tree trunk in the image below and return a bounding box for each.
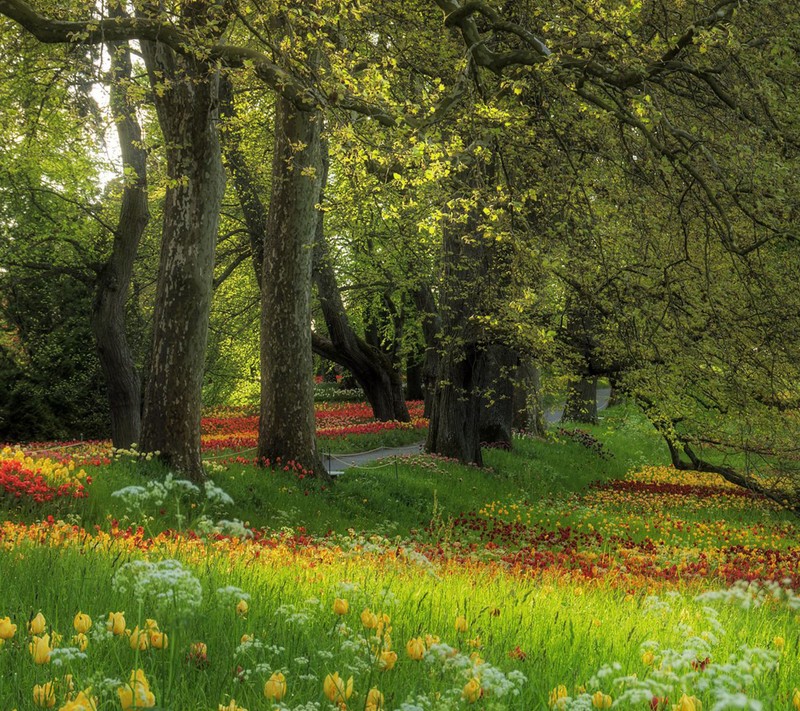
[258,95,326,477]
[406,351,424,401]
[139,40,225,480]
[478,344,517,447]
[561,376,598,424]
[513,362,546,437]
[411,284,441,419]
[90,33,148,449]
[312,163,410,422]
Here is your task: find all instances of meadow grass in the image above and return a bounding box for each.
[1,405,799,710]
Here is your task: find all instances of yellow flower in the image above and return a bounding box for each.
[218,701,247,711]
[29,612,46,635]
[323,672,353,704]
[333,598,349,615]
[118,669,156,710]
[144,619,159,631]
[361,608,378,629]
[455,615,468,633]
[58,688,97,711]
[773,636,785,650]
[792,689,800,711]
[549,685,568,709]
[424,634,440,648]
[127,626,149,651]
[592,692,612,709]
[0,616,17,640]
[33,682,56,708]
[149,631,168,650]
[190,641,207,656]
[72,633,88,651]
[642,650,655,666]
[406,637,425,660]
[263,672,287,701]
[672,694,702,711]
[73,612,91,634]
[240,633,253,643]
[107,612,126,636]
[462,677,482,703]
[378,650,397,671]
[365,688,384,711]
[236,600,248,617]
[29,633,52,664]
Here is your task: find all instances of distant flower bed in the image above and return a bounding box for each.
[0,447,90,504]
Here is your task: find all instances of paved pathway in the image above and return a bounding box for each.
[324,386,612,474]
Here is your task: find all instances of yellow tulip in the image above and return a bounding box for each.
[592,692,612,709]
[218,701,248,711]
[0,616,17,640]
[29,612,46,635]
[424,634,440,648]
[118,669,156,710]
[333,598,349,615]
[236,600,249,617]
[549,685,568,709]
[107,612,126,636]
[642,650,655,666]
[263,672,287,701]
[73,612,91,634]
[128,626,149,651]
[33,682,56,708]
[378,650,397,671]
[365,687,384,711]
[361,608,378,629]
[73,633,88,651]
[406,637,425,660]
[773,636,785,650]
[455,615,468,633]
[58,688,97,711]
[462,677,482,703]
[323,672,353,704]
[144,619,159,631]
[672,695,702,711]
[240,633,253,643]
[791,689,800,711]
[29,633,51,664]
[149,631,168,650]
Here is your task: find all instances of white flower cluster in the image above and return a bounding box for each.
[216,585,250,604]
[696,579,800,610]
[204,480,234,506]
[49,646,88,667]
[112,558,203,614]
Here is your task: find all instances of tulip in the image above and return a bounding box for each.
[128,626,149,651]
[672,695,702,711]
[33,682,56,708]
[144,619,159,631]
[219,701,248,711]
[378,650,397,671]
[73,633,88,651]
[455,615,468,633]
[263,672,287,701]
[240,633,253,643]
[59,689,97,711]
[462,677,482,703]
[73,612,91,634]
[642,650,655,666]
[361,608,378,629]
[236,599,249,617]
[149,631,168,650]
[549,685,568,709]
[190,641,207,656]
[592,692,613,709]
[792,689,800,711]
[406,637,425,660]
[107,612,126,636]
[424,634,440,648]
[323,672,353,704]
[29,612,46,635]
[365,688,384,711]
[0,616,17,640]
[118,669,155,710]
[773,636,785,650]
[333,598,349,615]
[29,633,51,664]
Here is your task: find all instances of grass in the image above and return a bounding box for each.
[1,403,799,710]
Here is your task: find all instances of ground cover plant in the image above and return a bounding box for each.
[1,405,799,710]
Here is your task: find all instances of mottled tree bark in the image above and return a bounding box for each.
[512,362,546,436]
[478,344,517,447]
[139,36,225,480]
[90,33,148,448]
[562,375,598,424]
[258,95,326,476]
